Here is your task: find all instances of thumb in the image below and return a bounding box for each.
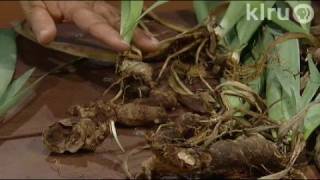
[20,1,57,44]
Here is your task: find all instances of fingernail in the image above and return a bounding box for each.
[36,31,46,44]
[36,29,50,44]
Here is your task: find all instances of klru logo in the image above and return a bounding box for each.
[246,3,314,24]
[293,4,314,24]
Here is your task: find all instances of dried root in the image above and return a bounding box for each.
[43,117,109,153]
[141,134,285,179]
[43,100,168,153]
[177,92,217,115]
[115,102,167,126]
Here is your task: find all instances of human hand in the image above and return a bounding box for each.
[20,1,159,52]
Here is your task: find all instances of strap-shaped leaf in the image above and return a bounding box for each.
[120,0,144,43]
[3,68,35,99]
[266,30,301,122]
[301,54,320,106]
[276,39,300,90]
[0,58,81,118]
[236,1,276,49]
[137,1,168,24]
[0,69,41,118]
[269,10,309,34]
[215,1,247,37]
[193,1,221,23]
[121,0,167,43]
[304,103,320,138]
[0,29,17,98]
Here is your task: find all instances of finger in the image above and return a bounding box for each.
[133,28,160,52]
[92,1,120,29]
[57,1,89,20]
[93,2,159,52]
[20,1,56,44]
[71,7,129,52]
[43,1,63,21]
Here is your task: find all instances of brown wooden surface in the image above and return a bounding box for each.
[0,1,320,179]
[0,1,23,28]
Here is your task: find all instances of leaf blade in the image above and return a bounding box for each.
[0,29,17,98]
[215,1,247,37]
[301,54,320,106]
[236,1,276,48]
[121,0,167,43]
[193,1,221,23]
[1,68,35,100]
